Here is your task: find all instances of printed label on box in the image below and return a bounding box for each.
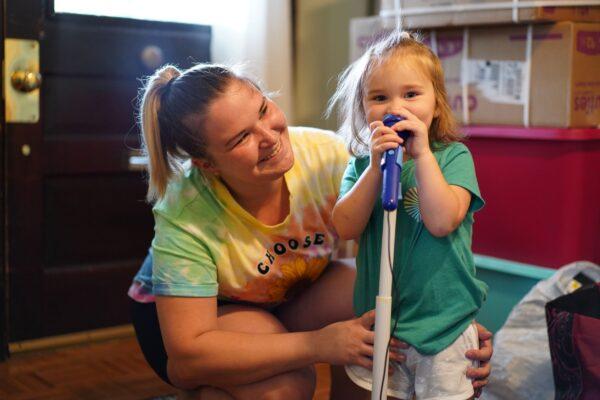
[463,59,527,105]
[573,89,600,115]
[576,31,600,55]
[425,35,463,59]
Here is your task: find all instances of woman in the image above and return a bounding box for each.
[128,63,492,399]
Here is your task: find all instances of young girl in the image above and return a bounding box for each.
[330,31,488,400]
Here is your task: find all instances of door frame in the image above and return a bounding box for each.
[3,0,45,348]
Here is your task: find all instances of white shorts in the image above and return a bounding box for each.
[346,323,479,400]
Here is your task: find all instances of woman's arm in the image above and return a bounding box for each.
[158,296,314,388]
[157,296,386,389]
[413,151,471,237]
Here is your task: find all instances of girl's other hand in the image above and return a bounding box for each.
[387,108,430,161]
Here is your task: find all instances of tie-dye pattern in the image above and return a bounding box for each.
[131,127,349,307]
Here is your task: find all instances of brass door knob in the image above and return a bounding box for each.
[11,70,42,92]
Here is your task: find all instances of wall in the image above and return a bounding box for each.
[293,0,373,130]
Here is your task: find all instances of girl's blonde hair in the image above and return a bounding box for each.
[138,63,256,203]
[327,30,460,156]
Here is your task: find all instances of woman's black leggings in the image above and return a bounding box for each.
[130,299,172,385]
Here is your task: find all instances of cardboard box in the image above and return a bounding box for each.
[350,20,600,127]
[377,0,600,29]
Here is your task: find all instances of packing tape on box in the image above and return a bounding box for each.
[430,30,438,56]
[462,27,470,125]
[393,0,402,29]
[459,24,534,126]
[523,24,533,127]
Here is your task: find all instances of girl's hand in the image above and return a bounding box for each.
[466,322,493,398]
[315,310,407,369]
[368,121,405,172]
[386,108,431,161]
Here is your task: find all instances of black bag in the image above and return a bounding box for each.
[545,282,600,400]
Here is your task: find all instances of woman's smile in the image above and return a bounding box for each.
[259,140,282,163]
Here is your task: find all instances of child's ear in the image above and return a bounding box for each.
[192,158,218,175]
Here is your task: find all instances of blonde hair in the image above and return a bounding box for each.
[138,63,255,202]
[327,30,460,156]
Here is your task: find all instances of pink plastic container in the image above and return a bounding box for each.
[465,126,600,269]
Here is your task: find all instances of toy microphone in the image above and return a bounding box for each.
[380,114,410,211]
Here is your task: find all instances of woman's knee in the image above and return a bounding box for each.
[178,387,234,400]
[230,365,316,400]
[166,358,197,390]
[268,365,316,400]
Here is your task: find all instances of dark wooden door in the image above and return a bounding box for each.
[5,0,210,342]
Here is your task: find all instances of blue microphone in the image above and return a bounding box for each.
[381,114,410,211]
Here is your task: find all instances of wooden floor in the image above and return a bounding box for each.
[0,336,331,400]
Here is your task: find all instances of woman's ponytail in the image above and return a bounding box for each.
[139,65,182,203]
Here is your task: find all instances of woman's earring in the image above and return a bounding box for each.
[193,159,219,175]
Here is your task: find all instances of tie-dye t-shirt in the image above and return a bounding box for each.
[129,127,349,307]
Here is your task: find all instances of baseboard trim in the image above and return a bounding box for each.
[9,324,134,354]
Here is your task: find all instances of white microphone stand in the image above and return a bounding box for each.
[371,113,407,399]
[371,207,397,400]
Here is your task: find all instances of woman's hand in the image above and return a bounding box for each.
[315,310,407,369]
[368,121,405,172]
[466,322,493,398]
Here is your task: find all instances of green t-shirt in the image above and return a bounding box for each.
[340,142,488,355]
[149,127,349,308]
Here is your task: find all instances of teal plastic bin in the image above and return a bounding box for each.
[475,254,554,333]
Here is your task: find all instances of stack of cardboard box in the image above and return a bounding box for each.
[350,1,600,127]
